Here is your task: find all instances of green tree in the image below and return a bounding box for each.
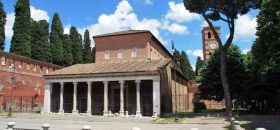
[62,34,73,66]
[195,56,204,76]
[83,30,92,63]
[179,51,195,80]
[0,0,6,50]
[184,0,260,117]
[30,20,52,62]
[50,13,64,65]
[10,0,31,57]
[70,26,83,64]
[199,45,247,102]
[251,0,280,112]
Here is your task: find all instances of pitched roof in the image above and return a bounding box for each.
[46,59,171,76]
[93,30,149,38]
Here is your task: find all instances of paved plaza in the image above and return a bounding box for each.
[0,113,226,130]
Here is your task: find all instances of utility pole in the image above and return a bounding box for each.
[8,64,16,117]
[171,40,178,122]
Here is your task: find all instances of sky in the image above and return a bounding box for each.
[2,0,259,69]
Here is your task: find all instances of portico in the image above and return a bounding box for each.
[43,74,161,117]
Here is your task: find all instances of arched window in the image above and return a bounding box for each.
[131,47,137,58]
[118,49,123,59]
[1,56,6,65]
[105,50,110,59]
[208,32,211,39]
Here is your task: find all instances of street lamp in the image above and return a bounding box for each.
[7,64,16,117]
[171,40,179,122]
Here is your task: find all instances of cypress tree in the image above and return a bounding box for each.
[50,13,64,65]
[0,0,6,50]
[62,34,73,66]
[10,0,31,56]
[70,26,83,64]
[83,30,92,63]
[30,20,52,62]
[179,51,195,80]
[195,56,204,76]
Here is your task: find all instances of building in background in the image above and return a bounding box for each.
[0,51,62,112]
[43,30,190,117]
[202,27,220,61]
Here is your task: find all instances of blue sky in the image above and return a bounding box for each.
[2,0,259,68]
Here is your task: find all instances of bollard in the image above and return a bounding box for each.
[42,123,50,130]
[131,127,141,130]
[255,128,266,130]
[82,125,91,130]
[6,122,15,130]
[231,117,235,130]
[125,111,129,118]
[190,128,199,130]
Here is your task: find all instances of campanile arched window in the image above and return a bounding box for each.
[208,32,212,39]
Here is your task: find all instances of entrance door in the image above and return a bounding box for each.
[113,89,120,113]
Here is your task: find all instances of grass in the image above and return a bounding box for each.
[153,117,186,124]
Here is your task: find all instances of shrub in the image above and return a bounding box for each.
[193,101,206,113]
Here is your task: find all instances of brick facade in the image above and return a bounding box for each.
[0,51,62,112]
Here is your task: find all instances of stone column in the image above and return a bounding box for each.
[119,80,125,116]
[153,79,160,117]
[135,80,142,117]
[72,82,79,115]
[103,81,109,116]
[59,82,64,115]
[86,81,92,115]
[43,82,52,114]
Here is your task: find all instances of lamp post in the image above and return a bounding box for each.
[8,64,16,117]
[171,40,179,122]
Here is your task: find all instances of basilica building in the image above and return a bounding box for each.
[43,30,189,117]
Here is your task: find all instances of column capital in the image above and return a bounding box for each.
[103,81,109,84]
[135,80,141,84]
[87,81,92,85]
[59,82,64,86]
[73,82,78,86]
[153,78,160,82]
[119,80,125,84]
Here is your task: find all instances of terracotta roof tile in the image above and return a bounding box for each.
[47,59,171,76]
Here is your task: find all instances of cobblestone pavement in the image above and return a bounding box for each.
[0,113,226,130]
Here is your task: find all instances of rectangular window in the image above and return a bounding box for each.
[9,59,15,68]
[118,49,123,59]
[105,50,110,59]
[33,64,37,71]
[40,65,43,73]
[26,63,30,70]
[1,56,6,65]
[18,61,23,69]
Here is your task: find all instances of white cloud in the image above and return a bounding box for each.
[234,14,257,41]
[186,49,203,60]
[77,0,167,44]
[201,21,208,28]
[242,49,251,54]
[165,1,200,23]
[5,6,50,39]
[144,0,153,5]
[30,6,50,22]
[5,13,15,39]
[63,24,71,34]
[162,21,189,35]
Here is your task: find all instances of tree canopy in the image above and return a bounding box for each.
[10,0,31,57]
[70,26,83,64]
[0,0,6,50]
[83,29,92,63]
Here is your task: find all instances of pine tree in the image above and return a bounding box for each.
[83,30,92,63]
[0,0,6,50]
[179,51,195,80]
[62,34,73,66]
[10,0,31,56]
[50,13,64,65]
[195,56,204,76]
[70,26,83,64]
[30,20,52,62]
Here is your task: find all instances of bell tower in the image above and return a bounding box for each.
[202,26,220,61]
